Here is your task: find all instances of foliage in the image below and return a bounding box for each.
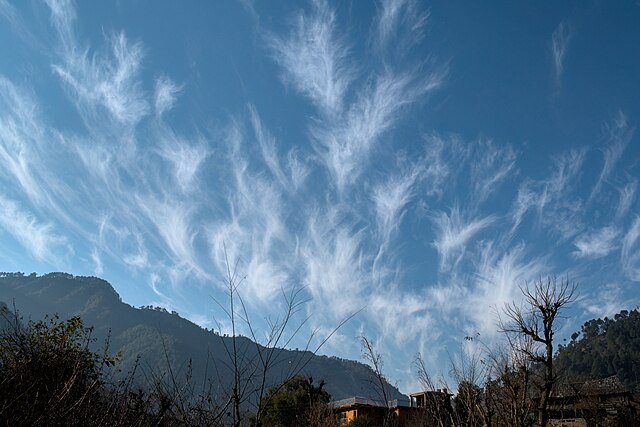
[256,375,331,427]
[0,313,118,425]
[453,381,484,426]
[555,308,640,391]
[0,311,225,425]
[348,414,373,426]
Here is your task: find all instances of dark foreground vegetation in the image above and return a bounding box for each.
[1,273,639,426]
[0,307,343,426]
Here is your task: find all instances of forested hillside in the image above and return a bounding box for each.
[555,309,640,391]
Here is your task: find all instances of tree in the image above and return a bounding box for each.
[500,276,577,427]
[412,353,454,427]
[448,343,489,427]
[212,248,356,426]
[360,335,397,427]
[256,375,332,427]
[0,313,120,425]
[484,338,535,427]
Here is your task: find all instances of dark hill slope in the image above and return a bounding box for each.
[0,272,403,401]
[555,308,640,392]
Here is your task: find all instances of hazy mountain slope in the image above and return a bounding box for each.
[0,272,404,401]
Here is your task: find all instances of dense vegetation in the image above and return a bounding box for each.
[255,376,334,427]
[556,308,640,391]
[0,310,164,425]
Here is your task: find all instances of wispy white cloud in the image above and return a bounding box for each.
[0,77,45,204]
[156,128,209,192]
[581,282,627,320]
[207,122,293,304]
[43,0,76,54]
[372,163,421,249]
[0,195,68,262]
[510,149,586,240]
[48,0,149,130]
[302,211,368,320]
[91,247,104,275]
[136,195,204,278]
[551,20,573,90]
[621,216,640,281]
[268,0,354,117]
[368,287,433,346]
[616,179,637,220]
[376,0,429,52]
[421,133,453,197]
[573,225,620,259]
[249,105,289,189]
[471,242,547,337]
[589,111,634,202]
[154,76,182,117]
[470,139,516,207]
[0,0,40,48]
[510,181,537,234]
[314,70,445,193]
[432,206,495,271]
[270,0,444,194]
[286,147,310,191]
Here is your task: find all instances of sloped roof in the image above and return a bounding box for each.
[553,375,629,398]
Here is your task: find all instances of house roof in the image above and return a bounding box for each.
[331,396,411,409]
[552,375,629,398]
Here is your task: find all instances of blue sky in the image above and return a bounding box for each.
[1,0,639,393]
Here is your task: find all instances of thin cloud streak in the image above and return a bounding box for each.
[589,112,634,202]
[470,139,517,207]
[376,0,429,51]
[551,20,572,90]
[0,195,68,263]
[156,128,209,193]
[622,217,640,281]
[249,105,289,189]
[616,179,637,220]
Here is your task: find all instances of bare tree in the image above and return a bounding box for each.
[360,335,396,427]
[412,353,454,427]
[500,276,577,427]
[484,336,535,427]
[448,344,489,427]
[212,247,357,426]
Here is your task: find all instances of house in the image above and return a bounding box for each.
[331,389,452,426]
[547,375,637,426]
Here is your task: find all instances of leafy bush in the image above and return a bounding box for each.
[256,375,332,427]
[0,314,117,425]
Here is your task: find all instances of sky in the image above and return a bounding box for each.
[0,0,639,394]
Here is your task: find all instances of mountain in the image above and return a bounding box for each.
[0,272,404,402]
